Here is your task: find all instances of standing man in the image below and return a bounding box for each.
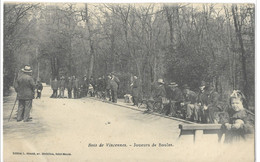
[67,77,73,98]
[106,75,112,101]
[82,75,89,97]
[59,76,65,98]
[111,73,120,103]
[14,65,35,122]
[72,76,79,99]
[51,78,58,98]
[131,76,140,106]
[36,80,43,99]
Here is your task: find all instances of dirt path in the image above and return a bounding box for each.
[3,86,254,162]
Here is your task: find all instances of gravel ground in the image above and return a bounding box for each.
[3,86,254,162]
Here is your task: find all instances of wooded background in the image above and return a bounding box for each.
[3,3,255,107]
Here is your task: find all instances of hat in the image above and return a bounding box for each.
[169,82,178,87]
[183,84,189,89]
[21,65,32,73]
[157,79,164,84]
[199,81,206,87]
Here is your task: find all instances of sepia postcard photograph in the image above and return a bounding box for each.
[1,0,257,161]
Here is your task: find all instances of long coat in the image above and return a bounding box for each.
[110,79,118,91]
[67,79,73,90]
[51,80,59,90]
[14,73,35,100]
[73,78,79,89]
[132,79,140,97]
[59,79,66,89]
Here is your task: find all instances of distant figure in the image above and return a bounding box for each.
[51,78,59,98]
[106,75,112,101]
[14,65,35,122]
[131,76,140,106]
[59,76,65,98]
[67,77,73,98]
[72,76,79,99]
[111,73,120,103]
[36,80,43,99]
[82,75,89,97]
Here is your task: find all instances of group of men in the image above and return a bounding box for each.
[50,73,120,103]
[13,64,223,124]
[131,77,225,124]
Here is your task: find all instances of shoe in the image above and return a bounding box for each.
[23,119,32,122]
[17,120,22,122]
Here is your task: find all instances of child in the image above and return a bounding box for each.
[223,90,254,143]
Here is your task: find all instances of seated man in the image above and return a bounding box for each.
[145,79,166,113]
[181,84,198,121]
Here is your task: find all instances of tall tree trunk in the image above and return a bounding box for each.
[85,4,95,79]
[232,5,248,97]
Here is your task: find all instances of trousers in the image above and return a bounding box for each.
[17,99,32,122]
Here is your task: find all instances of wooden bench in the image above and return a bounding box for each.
[179,124,223,143]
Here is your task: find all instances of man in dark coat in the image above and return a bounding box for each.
[72,76,79,99]
[36,80,43,99]
[145,79,166,113]
[106,75,112,101]
[67,77,73,98]
[196,81,209,123]
[166,82,184,117]
[206,85,224,123]
[51,78,59,98]
[131,76,140,106]
[14,65,35,122]
[182,84,198,121]
[110,74,119,103]
[82,75,89,97]
[59,76,65,98]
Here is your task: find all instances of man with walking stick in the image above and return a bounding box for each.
[14,65,35,122]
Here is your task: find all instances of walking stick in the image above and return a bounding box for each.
[8,96,17,122]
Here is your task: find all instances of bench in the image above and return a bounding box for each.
[179,124,223,143]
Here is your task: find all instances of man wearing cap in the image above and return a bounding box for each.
[14,65,35,122]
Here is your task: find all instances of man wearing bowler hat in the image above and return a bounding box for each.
[14,65,35,122]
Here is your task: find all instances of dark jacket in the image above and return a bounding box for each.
[73,78,79,89]
[197,90,208,106]
[110,79,118,91]
[14,73,35,100]
[132,79,140,97]
[36,82,43,91]
[59,79,66,89]
[183,90,197,104]
[154,84,166,99]
[67,79,73,90]
[51,80,59,90]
